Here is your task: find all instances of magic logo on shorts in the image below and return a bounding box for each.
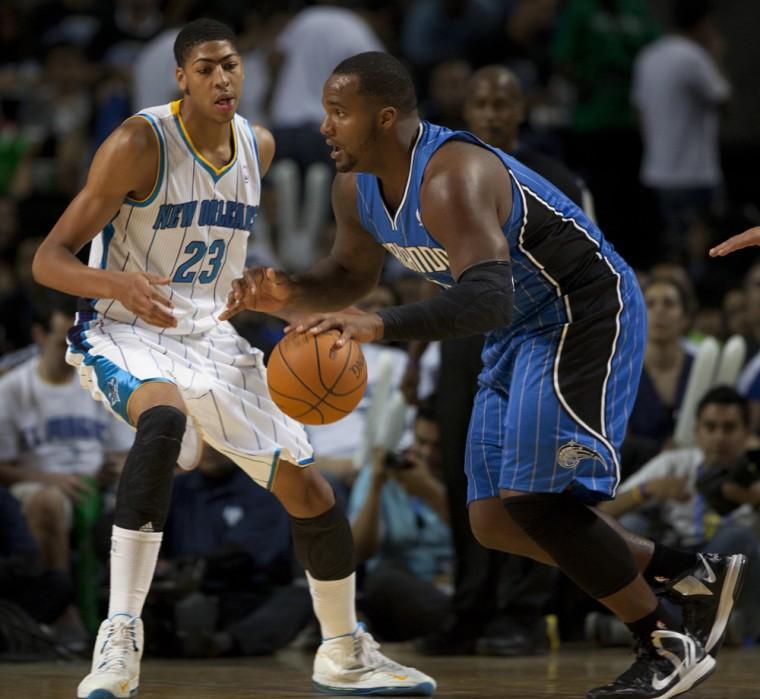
[556,441,604,469]
[106,377,121,407]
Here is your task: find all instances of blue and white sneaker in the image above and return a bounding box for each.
[77,615,143,698]
[313,623,436,696]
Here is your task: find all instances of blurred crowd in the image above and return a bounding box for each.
[2,0,760,662]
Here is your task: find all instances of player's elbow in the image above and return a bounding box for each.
[31,242,50,286]
[453,284,513,335]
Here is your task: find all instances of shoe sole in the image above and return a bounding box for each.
[80,691,138,699]
[312,680,436,696]
[655,654,716,699]
[706,554,747,656]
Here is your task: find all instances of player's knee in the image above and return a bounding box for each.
[274,461,335,518]
[501,492,562,540]
[290,502,355,580]
[468,499,512,551]
[114,405,186,532]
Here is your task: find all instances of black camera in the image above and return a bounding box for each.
[696,450,760,516]
[384,452,413,470]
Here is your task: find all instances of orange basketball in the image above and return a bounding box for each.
[266,330,368,425]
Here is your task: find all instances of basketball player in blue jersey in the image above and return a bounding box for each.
[31,25,434,699]
[223,52,747,699]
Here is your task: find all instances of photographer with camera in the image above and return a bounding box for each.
[348,401,452,642]
[598,385,760,645]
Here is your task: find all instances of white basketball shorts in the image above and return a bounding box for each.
[66,313,314,489]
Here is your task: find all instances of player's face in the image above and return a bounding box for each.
[176,40,243,123]
[320,74,380,173]
[464,76,523,151]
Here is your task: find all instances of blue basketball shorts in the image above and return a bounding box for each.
[465,273,646,504]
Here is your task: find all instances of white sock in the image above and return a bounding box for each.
[108,525,163,618]
[306,572,358,640]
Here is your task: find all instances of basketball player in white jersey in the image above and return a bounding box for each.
[32,19,434,699]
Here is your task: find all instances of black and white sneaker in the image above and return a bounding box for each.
[587,629,715,699]
[666,553,747,656]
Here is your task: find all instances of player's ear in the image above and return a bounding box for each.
[378,106,397,132]
[176,66,186,94]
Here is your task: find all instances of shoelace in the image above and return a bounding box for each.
[353,629,408,674]
[610,639,661,684]
[97,620,137,673]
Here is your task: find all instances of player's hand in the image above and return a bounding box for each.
[219,267,293,320]
[287,310,384,348]
[709,227,760,257]
[112,271,176,328]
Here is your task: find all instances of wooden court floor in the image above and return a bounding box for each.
[2,645,760,698]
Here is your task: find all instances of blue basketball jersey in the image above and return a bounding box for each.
[355,121,636,392]
[355,121,646,502]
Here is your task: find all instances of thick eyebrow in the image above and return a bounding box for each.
[324,96,346,107]
[192,53,239,65]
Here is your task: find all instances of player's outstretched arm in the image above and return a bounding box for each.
[32,119,176,328]
[709,227,760,257]
[221,172,385,320]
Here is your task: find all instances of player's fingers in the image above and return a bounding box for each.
[293,316,323,333]
[218,301,243,321]
[230,277,246,298]
[149,288,174,308]
[145,302,177,327]
[710,228,760,256]
[144,273,172,285]
[335,328,351,350]
[307,319,337,335]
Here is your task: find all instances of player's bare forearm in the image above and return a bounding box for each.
[32,241,119,299]
[288,257,379,312]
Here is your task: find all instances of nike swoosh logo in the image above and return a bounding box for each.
[700,558,717,584]
[120,681,130,692]
[652,662,684,691]
[391,674,409,681]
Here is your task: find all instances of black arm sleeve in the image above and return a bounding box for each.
[377,260,513,342]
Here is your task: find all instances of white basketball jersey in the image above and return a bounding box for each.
[87,100,262,335]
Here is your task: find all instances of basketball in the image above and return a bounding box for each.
[266,330,367,425]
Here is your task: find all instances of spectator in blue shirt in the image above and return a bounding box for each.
[348,402,452,641]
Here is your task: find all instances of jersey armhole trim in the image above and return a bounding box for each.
[244,119,262,174]
[124,113,166,208]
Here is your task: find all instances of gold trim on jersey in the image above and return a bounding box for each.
[170,99,237,178]
[124,114,165,206]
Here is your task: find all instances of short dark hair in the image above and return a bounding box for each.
[697,385,749,426]
[332,51,417,114]
[672,0,715,31]
[173,18,238,67]
[31,293,76,331]
[415,397,437,425]
[644,276,691,316]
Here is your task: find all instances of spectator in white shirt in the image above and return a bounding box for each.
[600,386,760,644]
[632,0,731,257]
